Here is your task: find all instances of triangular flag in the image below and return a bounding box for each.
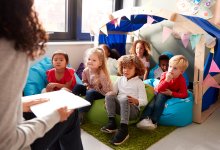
[162,27,172,43]
[209,60,220,73]
[190,34,201,49]
[147,16,154,24]
[181,33,190,48]
[202,74,220,94]
[205,33,216,46]
[117,17,121,27]
[100,25,108,36]
[210,47,214,53]
[125,14,131,20]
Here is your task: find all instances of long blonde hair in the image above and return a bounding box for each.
[84,47,111,80]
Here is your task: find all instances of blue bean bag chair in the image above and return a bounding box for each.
[144,78,193,127]
[148,51,189,87]
[23,57,83,96]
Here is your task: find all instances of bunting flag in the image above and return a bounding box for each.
[202,74,220,94]
[117,17,121,27]
[100,25,108,36]
[181,33,190,48]
[205,33,216,46]
[147,16,154,24]
[209,60,220,73]
[190,34,202,49]
[125,14,131,20]
[162,26,172,43]
[210,47,215,53]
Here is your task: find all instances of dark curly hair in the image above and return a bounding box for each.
[0,0,48,59]
[129,40,151,61]
[118,54,145,76]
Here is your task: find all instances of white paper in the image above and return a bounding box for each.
[22,90,90,117]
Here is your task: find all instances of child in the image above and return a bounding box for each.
[129,40,151,80]
[46,50,76,92]
[72,47,113,119]
[137,55,189,130]
[99,44,119,75]
[100,54,148,145]
[154,54,170,79]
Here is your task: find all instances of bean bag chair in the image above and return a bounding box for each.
[86,76,155,125]
[23,57,83,96]
[144,78,193,126]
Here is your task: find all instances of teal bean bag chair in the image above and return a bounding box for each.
[144,78,193,127]
[23,57,83,96]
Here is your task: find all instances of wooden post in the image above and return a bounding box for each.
[193,36,205,123]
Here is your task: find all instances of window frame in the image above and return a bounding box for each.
[49,0,123,41]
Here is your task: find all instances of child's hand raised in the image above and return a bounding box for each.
[127,96,139,106]
[165,72,173,82]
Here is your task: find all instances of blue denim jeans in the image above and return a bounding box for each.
[24,110,83,150]
[141,93,171,124]
[72,84,105,112]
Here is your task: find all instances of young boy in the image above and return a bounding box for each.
[154,54,169,79]
[137,55,188,130]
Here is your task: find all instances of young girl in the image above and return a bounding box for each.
[72,47,113,121]
[129,40,151,80]
[100,54,148,145]
[46,50,76,92]
[99,44,119,75]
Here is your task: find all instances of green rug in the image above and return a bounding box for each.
[81,122,176,150]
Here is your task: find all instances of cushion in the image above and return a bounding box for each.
[23,57,82,96]
[159,91,193,126]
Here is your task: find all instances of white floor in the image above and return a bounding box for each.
[81,108,220,150]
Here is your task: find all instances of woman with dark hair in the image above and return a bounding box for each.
[0,0,83,149]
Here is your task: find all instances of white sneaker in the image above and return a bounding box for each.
[136,118,157,130]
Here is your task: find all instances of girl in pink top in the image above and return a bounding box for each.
[130,40,151,80]
[46,50,76,92]
[72,47,113,123]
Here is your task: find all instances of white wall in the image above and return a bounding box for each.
[32,42,94,69]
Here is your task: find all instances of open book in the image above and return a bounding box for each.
[22,90,91,117]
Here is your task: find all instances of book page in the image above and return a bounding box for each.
[22,90,90,117]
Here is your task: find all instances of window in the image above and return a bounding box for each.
[34,0,75,41]
[34,0,124,41]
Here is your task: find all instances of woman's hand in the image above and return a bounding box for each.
[23,98,49,112]
[57,107,74,122]
[127,96,139,106]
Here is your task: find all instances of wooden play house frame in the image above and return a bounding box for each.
[94,7,220,123]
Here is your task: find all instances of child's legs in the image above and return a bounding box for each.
[72,84,86,96]
[105,95,118,117]
[151,93,170,123]
[140,98,156,119]
[118,97,139,124]
[80,89,104,112]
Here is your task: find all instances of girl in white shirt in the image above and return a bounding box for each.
[100,54,148,145]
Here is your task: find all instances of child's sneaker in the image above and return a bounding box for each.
[100,120,117,133]
[136,118,157,130]
[110,126,129,145]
